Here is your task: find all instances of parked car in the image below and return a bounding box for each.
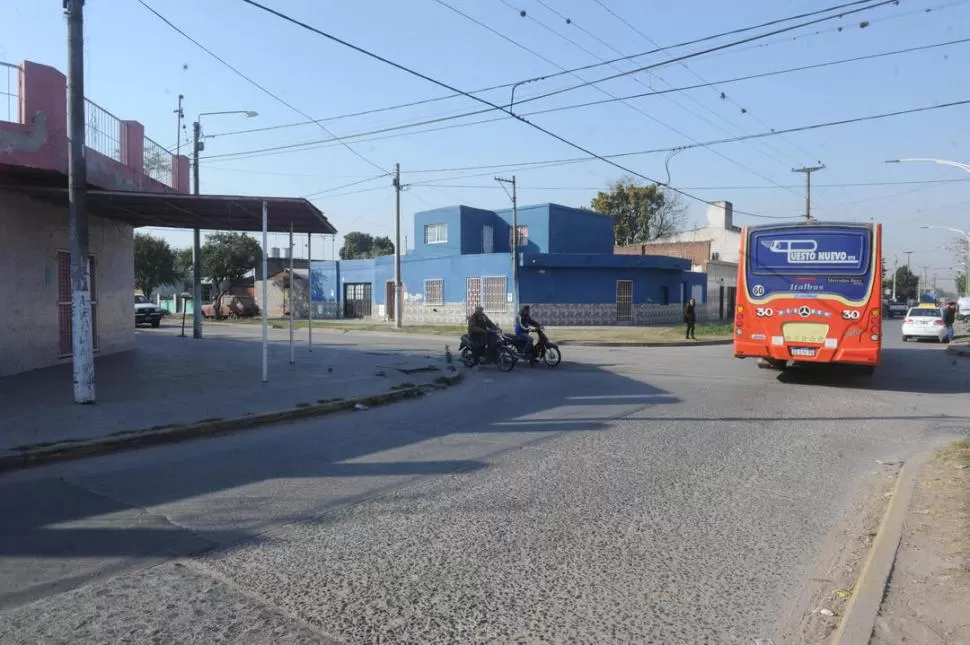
[958,296,970,322]
[901,305,946,342]
[201,294,258,319]
[134,294,163,328]
[884,299,908,318]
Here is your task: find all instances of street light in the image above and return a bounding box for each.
[885,157,970,173]
[920,225,970,297]
[886,158,970,298]
[189,109,258,339]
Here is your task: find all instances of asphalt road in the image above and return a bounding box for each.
[1,322,968,644]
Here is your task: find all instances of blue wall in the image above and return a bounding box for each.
[547,205,614,254]
[310,261,340,302]
[494,204,548,255]
[412,206,463,258]
[520,267,705,305]
[457,206,497,254]
[336,253,513,305]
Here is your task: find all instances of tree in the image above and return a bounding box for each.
[143,149,171,179]
[590,178,686,245]
[893,265,919,301]
[339,232,395,259]
[134,233,177,298]
[957,272,967,296]
[174,247,194,289]
[200,232,262,318]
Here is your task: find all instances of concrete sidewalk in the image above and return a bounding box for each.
[0,329,454,459]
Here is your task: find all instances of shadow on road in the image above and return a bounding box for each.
[774,346,970,394]
[0,353,676,606]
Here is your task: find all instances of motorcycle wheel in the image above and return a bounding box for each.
[496,349,516,372]
[460,347,477,368]
[543,345,562,367]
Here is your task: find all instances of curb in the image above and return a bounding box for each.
[557,339,733,348]
[0,370,464,474]
[945,344,970,358]
[830,451,931,645]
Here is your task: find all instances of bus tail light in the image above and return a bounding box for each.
[735,305,744,334]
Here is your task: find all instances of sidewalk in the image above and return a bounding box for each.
[870,439,970,644]
[0,330,457,464]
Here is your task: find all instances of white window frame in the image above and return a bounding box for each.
[424,223,448,244]
[509,225,528,248]
[424,278,444,306]
[482,275,507,313]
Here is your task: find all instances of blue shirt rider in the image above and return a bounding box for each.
[515,305,538,364]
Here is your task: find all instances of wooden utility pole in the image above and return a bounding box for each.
[792,165,825,221]
[65,0,95,403]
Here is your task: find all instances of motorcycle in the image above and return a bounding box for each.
[458,328,517,372]
[504,325,562,367]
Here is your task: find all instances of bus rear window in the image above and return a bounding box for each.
[749,227,870,276]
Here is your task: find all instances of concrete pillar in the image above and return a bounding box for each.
[173,154,190,193]
[119,120,144,173]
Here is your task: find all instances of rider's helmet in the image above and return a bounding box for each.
[474,305,484,314]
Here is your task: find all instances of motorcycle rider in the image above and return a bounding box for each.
[514,305,539,365]
[467,305,499,361]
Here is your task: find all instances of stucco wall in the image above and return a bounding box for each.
[0,190,134,377]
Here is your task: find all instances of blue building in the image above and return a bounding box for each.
[310,203,706,326]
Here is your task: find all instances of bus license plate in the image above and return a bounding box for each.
[790,347,816,357]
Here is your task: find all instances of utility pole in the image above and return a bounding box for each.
[891,255,898,300]
[173,94,184,189]
[392,163,403,328]
[922,265,929,297]
[65,0,95,404]
[792,165,825,222]
[191,120,203,338]
[495,176,519,312]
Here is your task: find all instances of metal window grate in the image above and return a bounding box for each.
[616,280,633,323]
[57,252,98,356]
[424,279,444,306]
[483,276,507,313]
[143,136,172,186]
[424,223,447,244]
[85,98,122,162]
[466,277,481,315]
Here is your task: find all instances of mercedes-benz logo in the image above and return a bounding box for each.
[797,306,811,318]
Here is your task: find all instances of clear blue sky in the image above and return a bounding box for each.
[2,0,969,289]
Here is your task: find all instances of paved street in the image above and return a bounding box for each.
[1,321,968,644]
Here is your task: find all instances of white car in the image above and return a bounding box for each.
[901,306,946,342]
[958,296,970,322]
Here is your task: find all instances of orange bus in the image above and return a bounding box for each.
[733,221,883,373]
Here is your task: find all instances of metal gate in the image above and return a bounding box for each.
[57,251,98,356]
[616,280,633,323]
[343,283,372,318]
[385,281,395,321]
[466,277,481,315]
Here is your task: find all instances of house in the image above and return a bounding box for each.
[617,201,740,320]
[0,59,334,380]
[310,203,707,326]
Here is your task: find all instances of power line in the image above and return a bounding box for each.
[485,0,805,199]
[240,0,966,221]
[134,0,390,175]
[205,0,896,140]
[202,97,970,184]
[198,36,970,164]
[406,177,970,191]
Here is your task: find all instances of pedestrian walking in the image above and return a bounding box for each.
[684,298,697,340]
[942,300,956,343]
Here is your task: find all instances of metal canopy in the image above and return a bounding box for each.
[7,185,336,234]
[0,167,335,234]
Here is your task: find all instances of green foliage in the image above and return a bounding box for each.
[339,232,395,259]
[957,273,967,296]
[133,233,177,297]
[893,265,919,300]
[200,233,262,316]
[590,178,686,246]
